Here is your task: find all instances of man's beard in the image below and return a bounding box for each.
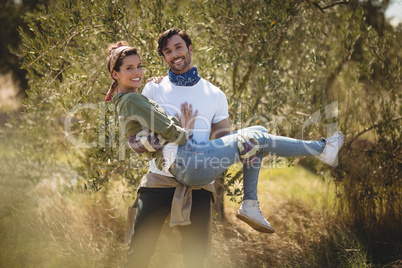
[169,52,192,74]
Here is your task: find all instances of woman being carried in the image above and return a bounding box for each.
[105,41,344,233]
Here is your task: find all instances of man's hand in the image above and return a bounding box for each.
[146,76,164,84]
[175,102,198,138]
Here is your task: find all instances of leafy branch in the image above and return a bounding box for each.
[26,24,104,68]
[347,116,402,147]
[311,1,351,13]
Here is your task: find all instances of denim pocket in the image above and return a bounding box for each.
[170,150,196,186]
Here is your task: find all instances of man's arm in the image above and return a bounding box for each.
[210,118,231,140]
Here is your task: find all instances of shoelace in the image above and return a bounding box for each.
[255,202,263,214]
[327,136,343,147]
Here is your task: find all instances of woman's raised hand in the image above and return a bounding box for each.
[176,102,198,138]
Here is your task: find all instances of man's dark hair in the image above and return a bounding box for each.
[157,28,192,56]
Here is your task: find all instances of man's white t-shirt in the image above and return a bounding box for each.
[142,76,229,177]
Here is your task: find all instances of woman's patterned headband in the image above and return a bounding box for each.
[105,45,130,101]
[108,45,130,76]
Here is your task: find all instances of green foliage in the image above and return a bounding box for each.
[15,0,401,264]
[17,0,193,189]
[191,0,298,129]
[333,21,402,263]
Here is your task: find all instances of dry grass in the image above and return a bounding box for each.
[0,165,129,267]
[143,166,348,268]
[206,167,337,268]
[0,160,371,268]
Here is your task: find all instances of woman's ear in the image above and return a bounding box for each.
[111,70,118,80]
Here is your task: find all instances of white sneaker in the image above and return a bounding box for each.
[318,131,344,166]
[236,200,275,233]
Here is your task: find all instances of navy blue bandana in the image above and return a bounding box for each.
[168,67,201,86]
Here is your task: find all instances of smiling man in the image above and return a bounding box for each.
[161,34,193,74]
[125,28,231,268]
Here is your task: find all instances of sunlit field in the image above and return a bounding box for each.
[0,132,372,268]
[1,1,401,267]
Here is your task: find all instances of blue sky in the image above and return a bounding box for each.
[385,0,402,26]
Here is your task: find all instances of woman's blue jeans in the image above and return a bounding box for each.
[169,126,325,200]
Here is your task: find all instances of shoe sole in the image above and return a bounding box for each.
[236,213,275,233]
